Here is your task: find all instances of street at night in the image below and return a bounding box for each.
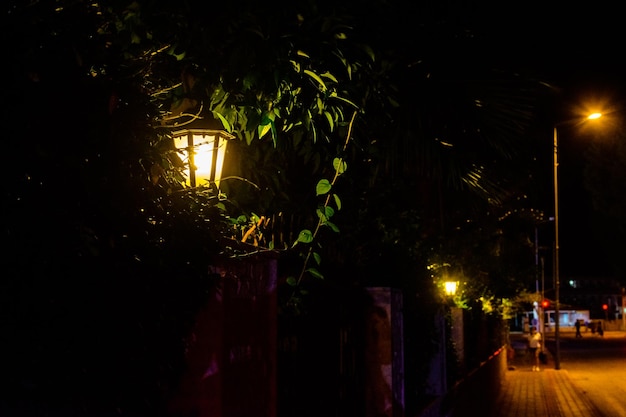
[544,330,626,417]
[4,2,626,416]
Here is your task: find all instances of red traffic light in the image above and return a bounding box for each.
[541,300,550,308]
[602,304,608,311]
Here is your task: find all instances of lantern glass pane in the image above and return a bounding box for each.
[194,142,216,186]
[173,135,189,150]
[172,129,231,188]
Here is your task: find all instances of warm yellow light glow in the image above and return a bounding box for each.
[172,128,234,188]
[587,112,602,120]
[444,281,458,296]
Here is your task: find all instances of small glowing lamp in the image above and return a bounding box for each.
[444,281,458,297]
[172,116,235,188]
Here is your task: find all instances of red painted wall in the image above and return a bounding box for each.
[169,253,277,417]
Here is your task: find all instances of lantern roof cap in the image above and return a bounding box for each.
[172,112,233,137]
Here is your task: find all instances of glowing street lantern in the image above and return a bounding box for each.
[444,281,458,297]
[172,117,235,189]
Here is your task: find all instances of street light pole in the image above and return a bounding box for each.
[622,287,625,331]
[551,111,604,370]
[553,125,561,370]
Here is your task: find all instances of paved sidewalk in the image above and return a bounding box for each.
[487,333,606,417]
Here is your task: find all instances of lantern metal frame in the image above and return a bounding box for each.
[172,119,235,189]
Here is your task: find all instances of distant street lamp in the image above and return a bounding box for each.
[172,116,235,189]
[553,111,602,370]
[444,281,458,297]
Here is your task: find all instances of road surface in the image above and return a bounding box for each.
[545,330,626,417]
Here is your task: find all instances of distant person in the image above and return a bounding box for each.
[597,321,604,337]
[575,320,582,338]
[527,326,542,371]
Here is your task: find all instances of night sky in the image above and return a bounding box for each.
[537,14,626,279]
[476,3,626,279]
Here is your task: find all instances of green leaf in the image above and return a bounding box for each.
[316,179,331,196]
[325,221,340,233]
[242,74,255,90]
[261,111,276,123]
[329,91,359,108]
[167,45,186,61]
[290,60,301,73]
[317,206,335,220]
[317,96,324,114]
[306,268,324,279]
[286,276,298,286]
[333,193,342,210]
[304,70,327,92]
[313,252,322,265]
[258,123,271,139]
[214,112,232,132]
[243,130,254,146]
[293,229,313,246]
[321,72,338,83]
[324,111,334,131]
[333,158,347,174]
